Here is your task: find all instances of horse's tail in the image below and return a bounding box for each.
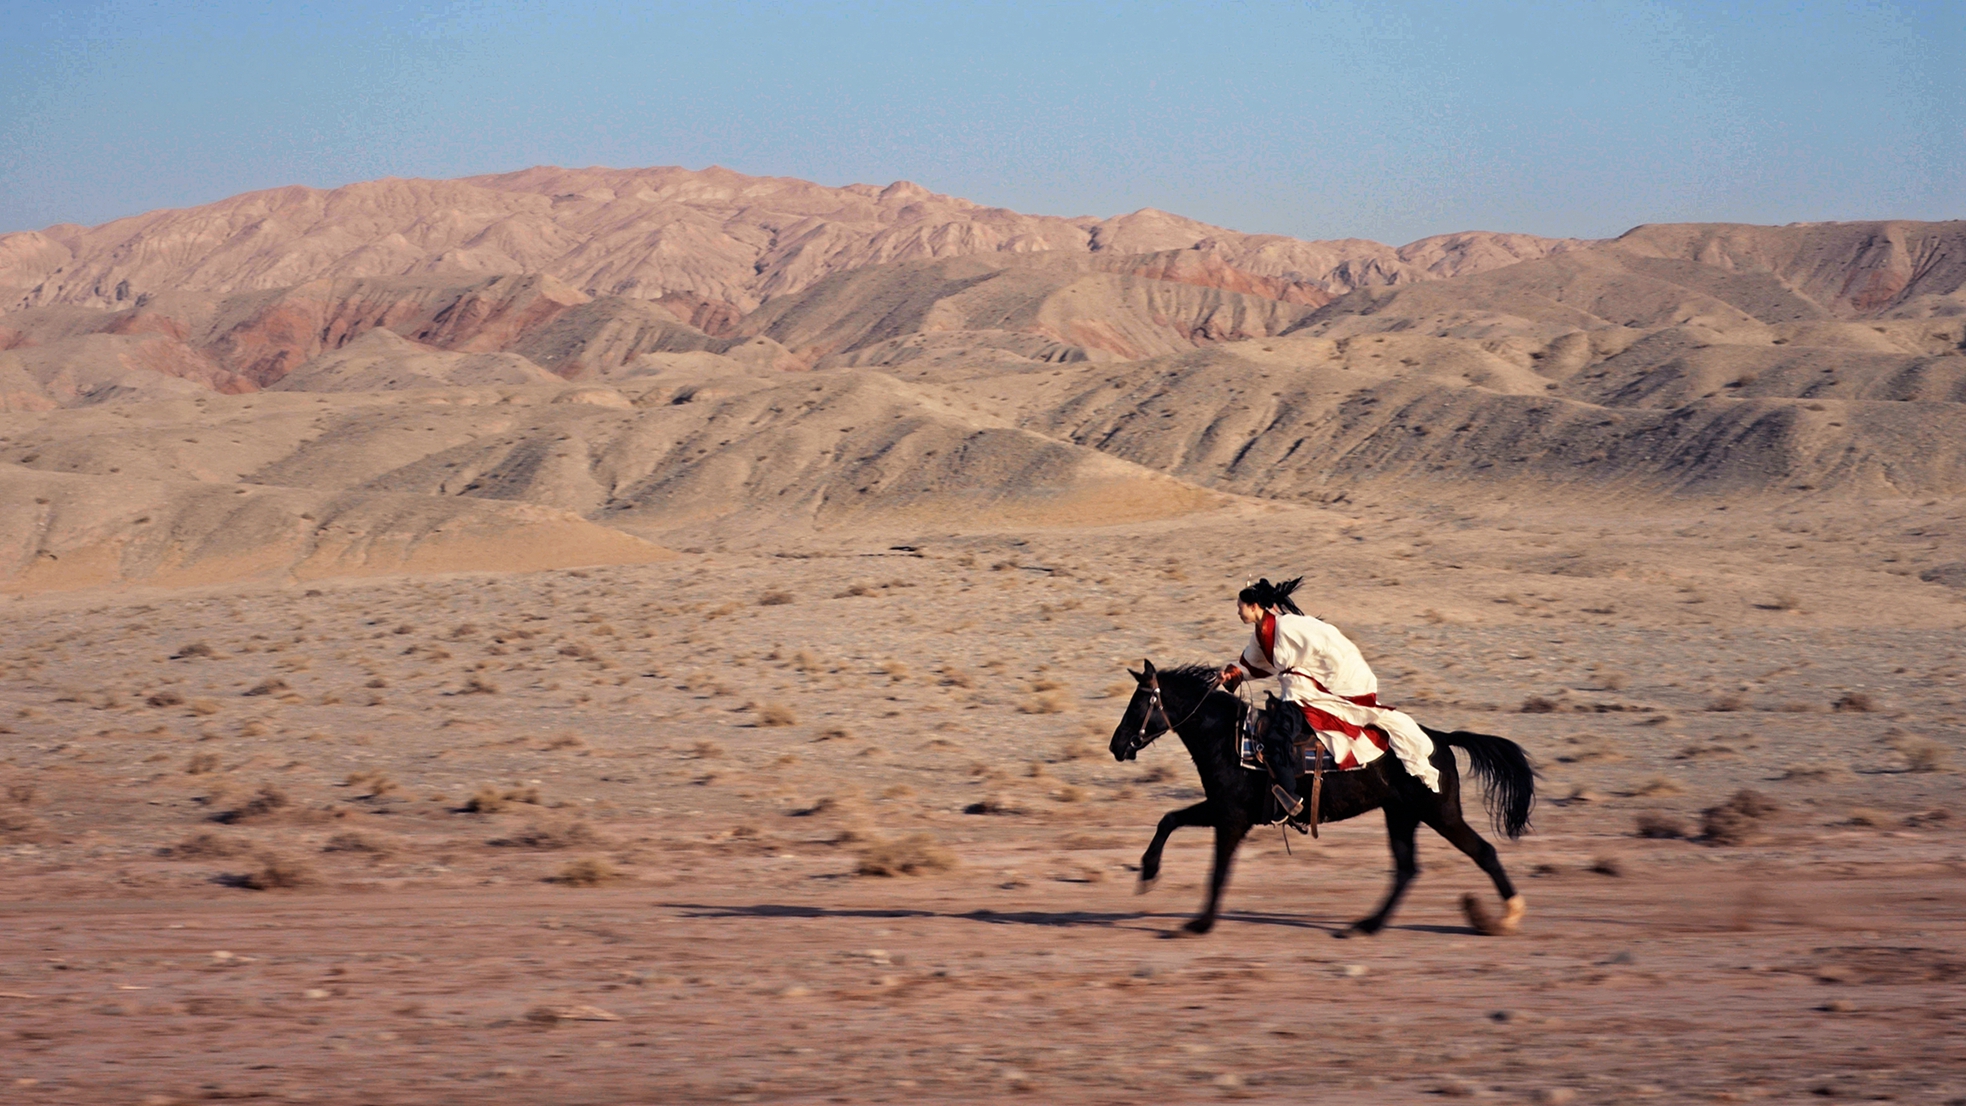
[1436,729,1535,840]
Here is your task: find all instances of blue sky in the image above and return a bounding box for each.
[2,1,1960,244]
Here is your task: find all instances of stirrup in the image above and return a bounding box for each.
[1271,783,1305,819]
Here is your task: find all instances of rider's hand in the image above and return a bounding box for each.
[1219,664,1243,690]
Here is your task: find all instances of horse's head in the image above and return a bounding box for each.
[1109,659,1174,762]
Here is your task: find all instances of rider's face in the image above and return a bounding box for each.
[1236,600,1264,624]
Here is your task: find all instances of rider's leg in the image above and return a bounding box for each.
[1262,704,1305,818]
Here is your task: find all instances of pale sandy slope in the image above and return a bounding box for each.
[0,170,1960,593]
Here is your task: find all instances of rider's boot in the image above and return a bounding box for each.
[1263,727,1307,824]
[1272,782,1306,819]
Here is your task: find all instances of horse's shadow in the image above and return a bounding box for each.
[663,902,1476,937]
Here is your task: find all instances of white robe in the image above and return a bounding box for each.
[1236,612,1441,792]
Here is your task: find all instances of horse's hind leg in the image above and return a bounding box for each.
[1183,820,1250,935]
[1347,805,1420,937]
[1427,808,1525,935]
[1139,800,1213,889]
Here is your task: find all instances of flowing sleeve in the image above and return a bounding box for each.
[1238,632,1274,677]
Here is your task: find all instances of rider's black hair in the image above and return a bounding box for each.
[1236,576,1304,616]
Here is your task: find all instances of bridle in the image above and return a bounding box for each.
[1125,670,1211,757]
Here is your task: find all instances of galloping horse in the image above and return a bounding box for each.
[1109,660,1534,936]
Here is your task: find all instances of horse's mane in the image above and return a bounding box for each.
[1156,663,1224,698]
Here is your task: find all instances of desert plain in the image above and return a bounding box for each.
[0,169,1963,1104]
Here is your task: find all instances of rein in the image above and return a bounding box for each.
[1132,671,1211,751]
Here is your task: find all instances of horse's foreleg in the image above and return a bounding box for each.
[1348,805,1420,936]
[1429,810,1525,935]
[1138,800,1213,889]
[1182,821,1250,935]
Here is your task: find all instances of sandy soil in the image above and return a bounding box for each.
[2,497,1963,1104]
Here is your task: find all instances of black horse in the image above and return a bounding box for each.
[1109,660,1535,937]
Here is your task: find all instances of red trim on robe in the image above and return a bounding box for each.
[1257,612,1277,667]
[1293,677,1389,770]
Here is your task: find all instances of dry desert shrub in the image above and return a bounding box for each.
[462,786,508,813]
[688,739,724,759]
[188,698,222,717]
[459,675,500,695]
[159,831,249,858]
[1018,691,1069,715]
[185,751,221,775]
[551,858,619,886]
[1629,776,1682,797]
[1886,733,1950,773]
[462,784,544,813]
[1837,807,1890,827]
[0,809,49,843]
[1053,785,1088,803]
[6,782,36,804]
[343,770,398,799]
[541,732,586,751]
[491,820,601,850]
[1519,695,1560,714]
[1777,764,1852,782]
[172,641,218,659]
[856,833,956,877]
[758,590,794,606]
[322,831,393,856]
[1832,691,1877,713]
[1702,790,1780,845]
[1707,693,1749,713]
[752,701,798,727]
[937,664,976,688]
[1555,735,1625,764]
[212,785,290,824]
[237,853,314,890]
[793,794,864,818]
[1634,812,1688,839]
[146,689,185,708]
[244,677,289,697]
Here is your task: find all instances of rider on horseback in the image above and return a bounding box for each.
[1220,577,1443,820]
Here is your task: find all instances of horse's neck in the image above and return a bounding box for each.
[1169,689,1231,766]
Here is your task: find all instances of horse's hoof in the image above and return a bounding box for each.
[1134,878,1156,896]
[1181,917,1214,935]
[1463,892,1525,936]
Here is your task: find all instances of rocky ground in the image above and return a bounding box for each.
[2,495,1963,1103]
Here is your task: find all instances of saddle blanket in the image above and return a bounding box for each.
[1238,728,1384,774]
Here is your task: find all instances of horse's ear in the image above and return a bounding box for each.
[1128,668,1145,684]
[1141,658,1157,677]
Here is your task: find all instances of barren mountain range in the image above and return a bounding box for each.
[1,165,1962,588]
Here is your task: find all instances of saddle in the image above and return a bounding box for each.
[1237,694,1365,775]
[1239,694,1356,836]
